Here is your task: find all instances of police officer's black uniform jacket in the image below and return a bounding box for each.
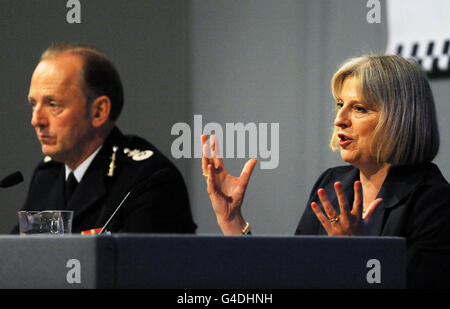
[12,127,196,234]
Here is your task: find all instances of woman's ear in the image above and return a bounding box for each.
[90,96,111,127]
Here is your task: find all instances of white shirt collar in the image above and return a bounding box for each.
[65,146,102,182]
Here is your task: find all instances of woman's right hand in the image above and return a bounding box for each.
[202,134,257,234]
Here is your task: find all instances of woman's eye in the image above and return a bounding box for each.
[336,102,343,109]
[354,105,367,113]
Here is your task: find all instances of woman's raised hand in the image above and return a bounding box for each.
[202,134,257,234]
[310,181,382,236]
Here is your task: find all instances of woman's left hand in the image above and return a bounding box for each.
[310,181,382,236]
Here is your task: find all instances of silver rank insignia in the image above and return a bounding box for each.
[126,149,153,161]
[107,146,118,177]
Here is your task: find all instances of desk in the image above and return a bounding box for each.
[0,235,405,288]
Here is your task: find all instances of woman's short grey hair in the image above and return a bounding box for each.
[329,54,440,165]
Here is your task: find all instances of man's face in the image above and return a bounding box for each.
[28,53,96,167]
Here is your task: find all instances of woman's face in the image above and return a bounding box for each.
[334,76,381,171]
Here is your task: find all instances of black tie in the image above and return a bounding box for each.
[65,172,78,205]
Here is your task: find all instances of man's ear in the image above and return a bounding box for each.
[90,96,111,127]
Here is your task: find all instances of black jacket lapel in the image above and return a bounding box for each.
[47,166,66,210]
[65,157,107,219]
[371,164,427,236]
[65,127,127,220]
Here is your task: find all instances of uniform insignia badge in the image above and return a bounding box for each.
[43,156,52,163]
[132,150,153,161]
[107,146,118,177]
[126,149,153,161]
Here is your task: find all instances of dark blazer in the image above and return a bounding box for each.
[13,127,196,234]
[296,163,450,289]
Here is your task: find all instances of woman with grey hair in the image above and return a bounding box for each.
[202,54,450,288]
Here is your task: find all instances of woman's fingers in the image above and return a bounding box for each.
[210,134,224,169]
[202,135,212,174]
[317,188,339,220]
[240,159,257,186]
[312,181,383,236]
[202,134,225,181]
[201,134,208,147]
[311,202,332,231]
[206,163,220,198]
[205,164,213,193]
[233,159,258,199]
[334,182,350,221]
[362,198,383,220]
[351,181,363,217]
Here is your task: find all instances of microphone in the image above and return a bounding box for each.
[99,176,154,234]
[0,171,23,188]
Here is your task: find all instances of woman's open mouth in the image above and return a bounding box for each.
[338,133,352,147]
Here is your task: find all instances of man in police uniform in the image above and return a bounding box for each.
[12,43,196,234]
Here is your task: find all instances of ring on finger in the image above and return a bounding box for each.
[329,216,340,223]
